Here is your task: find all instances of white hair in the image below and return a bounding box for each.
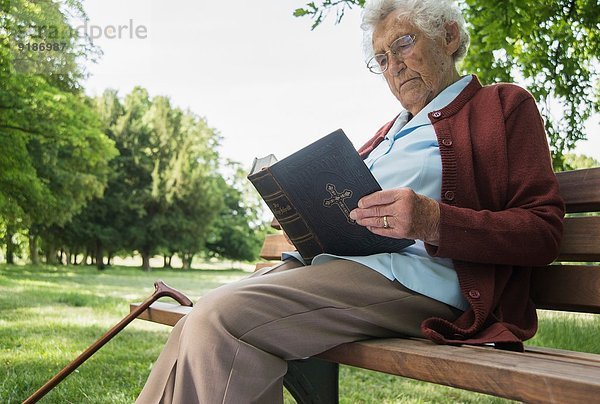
[361,0,470,63]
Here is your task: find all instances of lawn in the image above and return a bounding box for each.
[1,264,598,403]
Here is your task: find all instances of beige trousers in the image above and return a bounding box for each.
[136,259,461,404]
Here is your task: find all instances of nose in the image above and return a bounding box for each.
[387,55,405,76]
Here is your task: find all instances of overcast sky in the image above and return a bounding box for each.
[82,0,599,167]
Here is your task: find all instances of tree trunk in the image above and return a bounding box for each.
[28,231,40,265]
[182,253,193,270]
[45,244,58,265]
[84,249,91,265]
[69,251,78,265]
[141,250,151,271]
[5,230,15,265]
[163,254,172,268]
[95,240,105,270]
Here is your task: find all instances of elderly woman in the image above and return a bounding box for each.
[136,0,564,402]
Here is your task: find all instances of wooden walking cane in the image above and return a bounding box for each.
[23,280,193,403]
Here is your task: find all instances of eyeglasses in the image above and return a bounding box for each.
[366,34,416,74]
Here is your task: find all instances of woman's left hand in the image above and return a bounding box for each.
[349,188,441,245]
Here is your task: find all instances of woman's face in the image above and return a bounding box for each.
[372,9,460,115]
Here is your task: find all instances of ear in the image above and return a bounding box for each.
[443,21,461,56]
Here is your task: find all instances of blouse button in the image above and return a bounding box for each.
[444,190,455,201]
[442,139,453,147]
[468,290,481,299]
[432,111,442,118]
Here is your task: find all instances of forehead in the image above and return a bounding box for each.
[372,9,417,51]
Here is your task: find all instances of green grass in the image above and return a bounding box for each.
[0,264,598,403]
[0,264,247,403]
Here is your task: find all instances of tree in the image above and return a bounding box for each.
[0,0,116,263]
[561,153,600,171]
[63,88,226,270]
[461,0,599,168]
[55,90,130,268]
[1,0,98,91]
[294,0,599,168]
[206,162,268,262]
[119,92,225,270]
[0,68,117,263]
[145,106,224,269]
[150,97,227,269]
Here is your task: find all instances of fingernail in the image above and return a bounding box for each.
[349,210,356,220]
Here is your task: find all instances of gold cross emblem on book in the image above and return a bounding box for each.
[323,183,355,224]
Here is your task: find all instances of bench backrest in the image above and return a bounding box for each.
[530,167,600,314]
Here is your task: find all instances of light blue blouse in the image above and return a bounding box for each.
[286,76,472,311]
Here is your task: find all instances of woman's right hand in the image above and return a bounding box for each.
[349,187,440,245]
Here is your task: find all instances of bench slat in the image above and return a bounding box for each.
[316,338,600,404]
[259,234,295,260]
[524,345,600,364]
[531,265,600,313]
[557,217,600,262]
[557,167,600,213]
[132,301,190,326]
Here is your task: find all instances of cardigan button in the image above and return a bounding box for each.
[432,111,442,118]
[468,290,481,299]
[441,138,453,147]
[444,191,455,201]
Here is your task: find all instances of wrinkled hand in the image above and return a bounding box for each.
[349,188,440,245]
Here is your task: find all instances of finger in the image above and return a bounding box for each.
[350,204,396,221]
[358,188,407,209]
[357,190,394,209]
[351,205,381,220]
[354,216,390,228]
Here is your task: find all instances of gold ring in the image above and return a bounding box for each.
[383,215,389,229]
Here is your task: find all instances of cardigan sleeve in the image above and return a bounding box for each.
[426,96,565,267]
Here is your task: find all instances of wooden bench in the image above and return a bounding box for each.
[132,167,600,403]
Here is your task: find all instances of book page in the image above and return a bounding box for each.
[249,154,278,176]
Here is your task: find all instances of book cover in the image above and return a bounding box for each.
[248,129,414,262]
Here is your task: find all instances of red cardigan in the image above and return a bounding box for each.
[359,76,565,351]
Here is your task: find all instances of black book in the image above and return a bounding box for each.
[248,129,414,262]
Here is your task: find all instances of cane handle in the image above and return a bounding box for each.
[153,280,193,307]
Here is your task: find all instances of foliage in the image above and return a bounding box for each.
[461,0,599,168]
[0,1,297,267]
[0,0,98,91]
[55,88,228,270]
[0,0,117,263]
[118,91,225,270]
[559,153,600,171]
[293,0,600,168]
[294,0,366,30]
[206,162,268,262]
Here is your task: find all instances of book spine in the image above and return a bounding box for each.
[249,169,323,261]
